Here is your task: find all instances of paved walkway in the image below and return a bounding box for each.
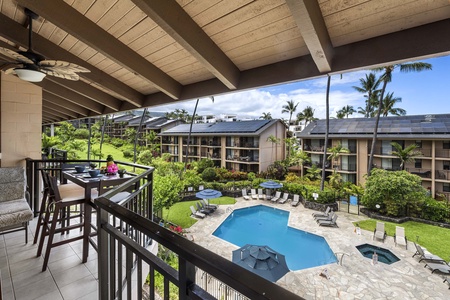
[189,198,449,299]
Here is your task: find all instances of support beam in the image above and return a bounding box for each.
[42,91,90,117]
[42,100,78,119]
[132,0,240,90]
[46,77,121,111]
[42,109,64,122]
[42,107,71,120]
[286,0,333,73]
[0,12,144,107]
[17,0,182,99]
[37,80,104,114]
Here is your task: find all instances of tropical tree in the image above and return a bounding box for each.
[368,62,432,175]
[305,164,321,181]
[281,99,298,126]
[390,142,423,170]
[327,143,350,168]
[296,106,317,127]
[378,92,406,116]
[320,75,331,191]
[336,105,356,119]
[353,73,381,118]
[260,112,272,120]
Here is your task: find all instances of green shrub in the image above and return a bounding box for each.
[197,158,214,174]
[122,149,134,158]
[201,167,217,182]
[73,128,90,139]
[247,172,256,181]
[111,138,125,148]
[420,198,450,222]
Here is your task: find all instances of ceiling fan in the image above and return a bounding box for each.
[0,8,89,82]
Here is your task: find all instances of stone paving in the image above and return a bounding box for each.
[189,198,449,299]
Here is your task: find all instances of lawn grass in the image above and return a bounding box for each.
[162,197,236,229]
[355,219,450,261]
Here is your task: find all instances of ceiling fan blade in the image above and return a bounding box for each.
[40,68,80,80]
[4,67,16,75]
[40,60,90,73]
[0,47,34,64]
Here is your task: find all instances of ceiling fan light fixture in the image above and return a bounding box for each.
[14,68,46,82]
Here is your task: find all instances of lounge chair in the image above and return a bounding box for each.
[241,189,250,200]
[318,214,338,227]
[258,188,265,200]
[394,226,407,249]
[444,278,450,289]
[196,202,213,215]
[315,211,335,223]
[373,222,387,242]
[190,206,205,219]
[278,193,289,204]
[312,206,330,218]
[251,189,258,200]
[413,243,446,263]
[424,262,450,275]
[201,199,218,210]
[291,194,300,206]
[271,191,281,203]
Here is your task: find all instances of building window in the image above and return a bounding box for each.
[415,140,422,148]
[444,141,450,149]
[415,159,422,169]
[443,183,450,192]
[444,161,450,170]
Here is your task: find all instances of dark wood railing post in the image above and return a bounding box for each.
[178,258,196,300]
[97,207,110,300]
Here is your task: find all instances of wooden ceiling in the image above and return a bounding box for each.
[0,0,449,124]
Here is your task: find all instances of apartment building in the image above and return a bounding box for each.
[159,119,286,173]
[297,114,450,198]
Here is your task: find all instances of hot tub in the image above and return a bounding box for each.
[356,243,400,264]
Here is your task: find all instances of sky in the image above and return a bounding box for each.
[149,54,450,121]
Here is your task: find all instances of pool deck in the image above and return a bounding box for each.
[189,198,449,299]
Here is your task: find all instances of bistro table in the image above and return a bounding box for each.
[62,170,133,262]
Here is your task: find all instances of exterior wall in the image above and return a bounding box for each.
[259,121,285,172]
[357,139,369,184]
[0,74,42,167]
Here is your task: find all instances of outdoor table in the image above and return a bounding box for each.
[62,170,133,262]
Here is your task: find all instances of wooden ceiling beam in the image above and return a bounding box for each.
[42,100,79,119]
[286,0,333,73]
[38,80,104,114]
[0,12,144,107]
[132,0,240,90]
[42,107,71,120]
[17,0,182,99]
[46,77,121,112]
[42,91,90,117]
[42,109,65,121]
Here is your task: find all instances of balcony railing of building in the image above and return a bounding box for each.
[406,168,432,178]
[436,149,450,158]
[226,142,259,148]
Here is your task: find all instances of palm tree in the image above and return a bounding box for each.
[320,75,331,191]
[390,142,423,170]
[281,99,298,126]
[336,105,356,119]
[296,106,317,127]
[368,62,432,175]
[378,92,406,116]
[353,73,381,118]
[327,143,350,168]
[260,112,272,120]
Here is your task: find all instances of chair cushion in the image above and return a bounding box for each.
[0,198,33,228]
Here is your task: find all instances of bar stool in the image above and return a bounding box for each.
[37,175,87,272]
[33,170,84,244]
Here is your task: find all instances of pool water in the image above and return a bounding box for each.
[213,205,337,270]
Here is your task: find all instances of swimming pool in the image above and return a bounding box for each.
[213,205,337,270]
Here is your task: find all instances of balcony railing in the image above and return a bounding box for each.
[436,149,450,158]
[95,171,302,299]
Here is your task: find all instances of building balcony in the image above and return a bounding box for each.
[436,149,450,158]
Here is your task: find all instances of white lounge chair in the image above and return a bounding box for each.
[291,194,300,206]
[258,188,265,200]
[251,189,258,200]
[241,189,250,200]
[373,222,387,242]
[413,243,446,263]
[278,193,289,204]
[190,206,205,219]
[315,211,335,223]
[271,191,281,202]
[394,226,407,249]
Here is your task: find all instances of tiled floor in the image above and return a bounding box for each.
[190,198,450,299]
[0,218,98,300]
